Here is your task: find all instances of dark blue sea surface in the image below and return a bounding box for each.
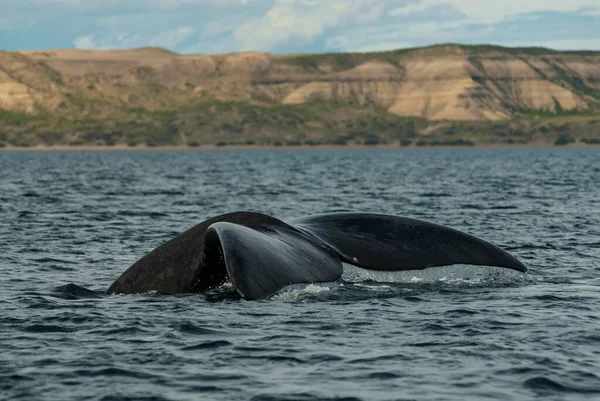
[1,149,599,401]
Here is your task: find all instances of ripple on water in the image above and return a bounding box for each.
[523,376,600,395]
[181,340,233,351]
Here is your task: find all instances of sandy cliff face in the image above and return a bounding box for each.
[1,45,599,121]
[0,70,36,112]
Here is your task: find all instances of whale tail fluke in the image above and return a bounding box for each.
[106,212,527,300]
[291,213,527,273]
[205,221,342,300]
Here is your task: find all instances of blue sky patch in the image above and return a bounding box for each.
[1,0,598,53]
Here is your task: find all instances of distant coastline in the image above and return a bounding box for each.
[1,141,599,152]
[1,44,599,148]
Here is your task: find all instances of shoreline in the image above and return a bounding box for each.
[1,142,599,152]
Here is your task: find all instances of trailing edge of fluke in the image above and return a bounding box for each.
[106,212,527,300]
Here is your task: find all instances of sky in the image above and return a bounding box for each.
[1,0,599,54]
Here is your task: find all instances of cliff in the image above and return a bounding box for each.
[1,44,599,147]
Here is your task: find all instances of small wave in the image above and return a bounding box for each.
[17,210,35,218]
[403,295,425,302]
[101,326,151,336]
[365,372,401,380]
[264,355,306,364]
[139,190,186,196]
[524,376,600,394]
[260,334,306,341]
[182,340,232,351]
[32,257,77,265]
[506,243,559,250]
[308,354,344,363]
[53,283,105,299]
[117,210,169,218]
[349,354,402,364]
[72,367,157,380]
[251,393,363,401]
[98,394,175,401]
[420,192,452,198]
[22,324,75,333]
[174,322,223,336]
[460,204,485,210]
[529,294,569,302]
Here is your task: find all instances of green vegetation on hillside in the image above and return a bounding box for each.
[2,98,599,148]
[1,44,599,148]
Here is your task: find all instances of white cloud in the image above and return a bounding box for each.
[325,0,600,53]
[389,1,435,16]
[18,0,232,5]
[232,0,387,51]
[71,25,193,51]
[326,17,468,52]
[390,0,600,24]
[148,26,194,48]
[507,37,600,50]
[327,35,413,52]
[582,6,600,17]
[73,35,97,49]
[73,29,189,50]
[201,20,236,37]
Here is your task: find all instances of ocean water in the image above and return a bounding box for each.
[1,148,599,401]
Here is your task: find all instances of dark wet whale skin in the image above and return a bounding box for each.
[106,212,292,296]
[107,212,526,300]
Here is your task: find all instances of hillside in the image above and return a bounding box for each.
[1,44,600,147]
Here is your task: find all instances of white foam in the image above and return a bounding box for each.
[271,282,337,301]
[341,263,529,285]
